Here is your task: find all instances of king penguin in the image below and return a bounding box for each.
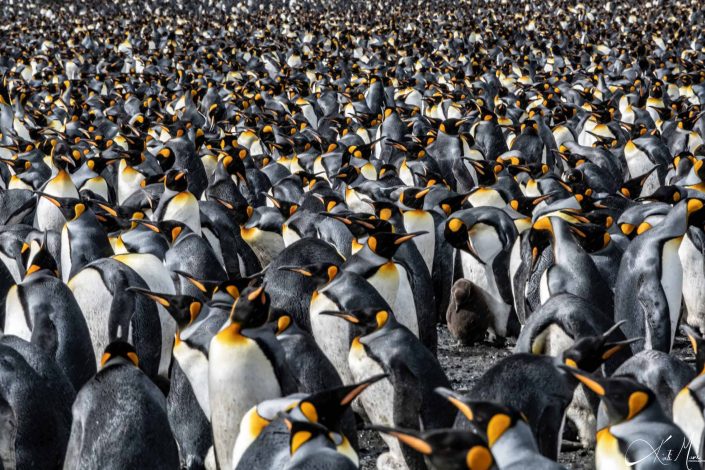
[63,341,180,469]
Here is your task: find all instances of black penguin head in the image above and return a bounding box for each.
[434,388,525,447]
[242,206,284,234]
[284,418,335,456]
[127,287,203,331]
[292,374,386,432]
[163,168,189,192]
[398,187,431,210]
[100,340,139,369]
[21,239,59,279]
[319,307,391,336]
[686,197,705,228]
[561,368,655,425]
[508,193,554,217]
[37,193,88,222]
[560,321,639,372]
[368,425,493,470]
[682,325,705,374]
[366,231,426,259]
[438,118,466,135]
[278,262,339,289]
[444,216,480,260]
[265,194,299,218]
[527,216,554,269]
[229,285,270,328]
[566,222,612,253]
[156,146,175,171]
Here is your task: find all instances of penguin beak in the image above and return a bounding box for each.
[365,425,433,455]
[557,365,606,396]
[394,231,427,245]
[434,387,475,421]
[126,286,171,307]
[339,374,388,405]
[318,310,360,324]
[600,337,642,360]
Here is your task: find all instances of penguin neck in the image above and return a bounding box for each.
[218,321,246,344]
[491,421,540,467]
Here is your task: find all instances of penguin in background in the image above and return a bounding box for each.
[67,258,162,380]
[209,286,298,470]
[615,198,704,353]
[322,307,455,468]
[368,425,494,470]
[270,310,345,395]
[240,205,286,268]
[287,261,391,386]
[563,368,692,470]
[343,230,436,350]
[34,154,79,232]
[444,207,520,339]
[4,240,96,389]
[63,341,180,470]
[436,392,567,470]
[128,288,213,469]
[152,168,202,235]
[680,225,705,335]
[36,193,113,281]
[528,214,614,315]
[0,342,72,469]
[264,238,345,331]
[673,325,705,459]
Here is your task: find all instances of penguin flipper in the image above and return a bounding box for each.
[636,272,672,352]
[0,396,17,469]
[536,403,565,460]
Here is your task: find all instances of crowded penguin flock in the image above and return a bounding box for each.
[2,0,705,468]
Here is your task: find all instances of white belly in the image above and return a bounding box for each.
[282,225,301,247]
[366,262,400,309]
[68,267,114,364]
[661,238,684,350]
[4,285,31,340]
[61,225,71,282]
[113,253,176,377]
[348,342,405,466]
[0,252,21,283]
[460,250,488,291]
[242,229,284,268]
[673,386,705,451]
[539,268,551,305]
[163,193,202,235]
[309,292,354,384]
[393,265,419,337]
[174,342,210,418]
[680,234,705,331]
[208,337,281,470]
[402,210,435,275]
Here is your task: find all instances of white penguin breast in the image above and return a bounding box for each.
[208,335,281,470]
[673,386,705,452]
[348,343,404,463]
[679,234,705,330]
[282,224,301,247]
[403,210,436,275]
[366,262,401,309]
[163,192,202,235]
[174,341,211,419]
[69,267,115,364]
[468,223,502,264]
[61,225,71,283]
[661,237,684,349]
[4,285,31,340]
[309,292,354,385]
[242,228,285,267]
[392,264,419,337]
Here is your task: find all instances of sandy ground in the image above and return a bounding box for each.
[357,325,696,469]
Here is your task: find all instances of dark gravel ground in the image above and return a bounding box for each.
[357,324,696,469]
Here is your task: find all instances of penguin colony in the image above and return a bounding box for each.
[2,0,705,468]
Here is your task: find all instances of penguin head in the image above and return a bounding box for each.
[319,307,392,336]
[278,262,339,288]
[508,193,554,217]
[435,388,526,447]
[128,287,203,331]
[21,239,59,279]
[438,118,466,135]
[686,197,705,228]
[229,285,270,328]
[36,193,88,222]
[365,231,426,259]
[265,194,299,218]
[560,321,639,372]
[682,325,705,375]
[398,187,431,210]
[242,206,285,234]
[284,418,336,456]
[100,340,139,369]
[368,425,493,470]
[561,368,656,425]
[146,219,191,244]
[566,222,612,253]
[445,216,479,259]
[292,374,386,434]
[155,146,175,171]
[528,216,554,268]
[163,168,189,192]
